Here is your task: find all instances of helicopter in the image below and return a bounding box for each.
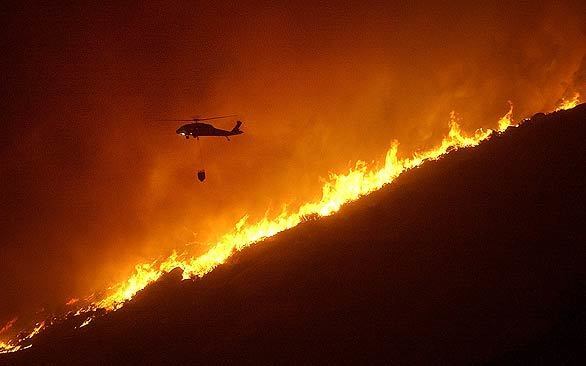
[162,115,244,140]
[159,114,244,182]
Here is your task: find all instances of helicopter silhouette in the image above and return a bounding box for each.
[158,114,244,182]
[162,115,244,140]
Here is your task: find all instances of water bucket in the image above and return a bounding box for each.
[197,170,206,182]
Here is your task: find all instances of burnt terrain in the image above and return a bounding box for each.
[3,105,585,365]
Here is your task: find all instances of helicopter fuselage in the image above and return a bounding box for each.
[176,121,243,140]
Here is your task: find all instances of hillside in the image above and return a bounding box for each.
[3,105,585,365]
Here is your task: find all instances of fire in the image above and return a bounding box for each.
[0,318,17,336]
[0,321,44,354]
[0,96,580,354]
[497,101,514,132]
[24,322,45,341]
[66,298,79,306]
[79,318,92,328]
[0,342,17,353]
[0,318,19,353]
[96,103,512,310]
[555,92,580,111]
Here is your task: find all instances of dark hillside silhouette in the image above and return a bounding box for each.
[3,105,585,365]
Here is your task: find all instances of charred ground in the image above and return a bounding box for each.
[3,105,585,365]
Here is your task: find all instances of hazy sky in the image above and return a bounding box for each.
[1,0,584,325]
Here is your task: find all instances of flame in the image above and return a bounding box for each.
[0,342,18,353]
[555,92,580,111]
[497,101,514,132]
[95,104,512,310]
[79,318,92,328]
[0,318,19,353]
[0,321,44,354]
[0,318,17,336]
[1,96,580,354]
[66,298,79,306]
[24,322,45,341]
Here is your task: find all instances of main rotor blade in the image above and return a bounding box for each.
[194,114,238,121]
[156,114,238,122]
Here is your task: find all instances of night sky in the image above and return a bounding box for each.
[1,1,585,326]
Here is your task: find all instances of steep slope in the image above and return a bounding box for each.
[3,105,585,365]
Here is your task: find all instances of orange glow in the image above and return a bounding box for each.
[78,317,92,328]
[1,97,581,353]
[24,322,45,341]
[555,92,581,111]
[0,321,44,354]
[497,101,514,132]
[0,342,17,353]
[95,103,514,310]
[0,318,19,353]
[0,318,17,336]
[65,298,79,306]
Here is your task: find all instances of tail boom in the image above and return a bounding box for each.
[231,121,243,135]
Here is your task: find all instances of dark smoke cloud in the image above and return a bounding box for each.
[1,0,584,324]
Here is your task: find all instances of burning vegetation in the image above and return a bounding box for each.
[0,95,581,354]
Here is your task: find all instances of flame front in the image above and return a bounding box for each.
[1,96,581,353]
[96,103,513,310]
[555,93,580,111]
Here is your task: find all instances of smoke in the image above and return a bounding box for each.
[1,0,584,325]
